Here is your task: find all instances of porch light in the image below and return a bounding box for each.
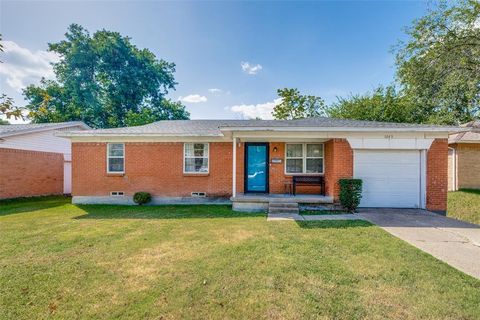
[273,146,278,152]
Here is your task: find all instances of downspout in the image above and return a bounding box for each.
[232,136,237,198]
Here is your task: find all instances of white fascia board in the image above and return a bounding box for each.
[56,132,224,138]
[67,135,229,143]
[348,137,434,150]
[219,126,466,133]
[233,130,448,139]
[454,140,480,144]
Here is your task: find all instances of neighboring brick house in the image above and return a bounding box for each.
[0,122,89,199]
[448,120,480,191]
[59,118,461,213]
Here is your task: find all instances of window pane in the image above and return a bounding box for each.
[108,144,124,157]
[108,158,124,172]
[185,143,208,157]
[306,159,323,173]
[193,143,206,157]
[286,144,302,158]
[286,159,303,173]
[184,143,194,157]
[307,144,322,157]
[185,158,208,173]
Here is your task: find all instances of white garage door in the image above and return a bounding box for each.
[354,150,422,208]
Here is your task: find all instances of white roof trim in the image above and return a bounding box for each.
[451,140,480,144]
[56,132,224,138]
[0,122,90,138]
[219,126,466,133]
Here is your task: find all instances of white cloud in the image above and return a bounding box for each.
[0,40,60,91]
[241,61,263,75]
[229,98,282,119]
[178,94,207,103]
[208,88,222,93]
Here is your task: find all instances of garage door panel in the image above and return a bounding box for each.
[356,166,419,177]
[360,179,418,191]
[354,150,421,208]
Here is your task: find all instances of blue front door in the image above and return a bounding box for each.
[245,143,269,193]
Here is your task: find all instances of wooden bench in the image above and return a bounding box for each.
[292,176,325,196]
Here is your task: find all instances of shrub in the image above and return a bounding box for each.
[339,179,363,213]
[133,192,152,205]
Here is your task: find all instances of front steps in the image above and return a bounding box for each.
[231,194,334,212]
[268,202,299,214]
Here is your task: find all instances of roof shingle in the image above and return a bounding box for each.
[0,121,88,137]
[61,118,462,137]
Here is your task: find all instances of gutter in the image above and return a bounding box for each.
[55,132,225,138]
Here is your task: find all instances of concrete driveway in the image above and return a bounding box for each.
[359,209,480,279]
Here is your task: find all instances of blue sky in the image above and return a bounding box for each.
[0,1,427,122]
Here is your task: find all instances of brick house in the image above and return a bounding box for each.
[0,122,89,199]
[448,120,480,191]
[59,118,461,213]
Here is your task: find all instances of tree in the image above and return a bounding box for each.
[23,24,189,128]
[0,94,24,123]
[272,88,327,120]
[124,100,188,126]
[328,85,427,123]
[395,0,480,125]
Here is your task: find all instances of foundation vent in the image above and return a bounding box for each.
[110,191,125,196]
[191,192,207,197]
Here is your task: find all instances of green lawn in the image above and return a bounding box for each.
[448,189,480,225]
[1,197,479,319]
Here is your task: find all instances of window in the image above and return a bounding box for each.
[107,143,125,173]
[285,143,324,174]
[184,143,209,173]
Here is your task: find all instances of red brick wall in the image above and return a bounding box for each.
[73,138,446,210]
[73,141,332,198]
[267,142,322,194]
[0,148,64,199]
[324,139,354,200]
[426,139,448,212]
[73,142,234,197]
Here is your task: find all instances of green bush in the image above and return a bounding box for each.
[133,192,152,205]
[339,179,363,213]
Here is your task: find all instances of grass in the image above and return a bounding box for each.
[448,189,480,225]
[1,197,479,319]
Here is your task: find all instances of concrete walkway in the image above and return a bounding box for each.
[267,213,365,221]
[358,209,480,279]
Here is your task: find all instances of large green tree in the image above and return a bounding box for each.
[272,88,327,120]
[23,24,189,128]
[328,85,426,123]
[395,0,480,124]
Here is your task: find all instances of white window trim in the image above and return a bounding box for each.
[183,142,210,174]
[285,143,324,175]
[107,143,125,174]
